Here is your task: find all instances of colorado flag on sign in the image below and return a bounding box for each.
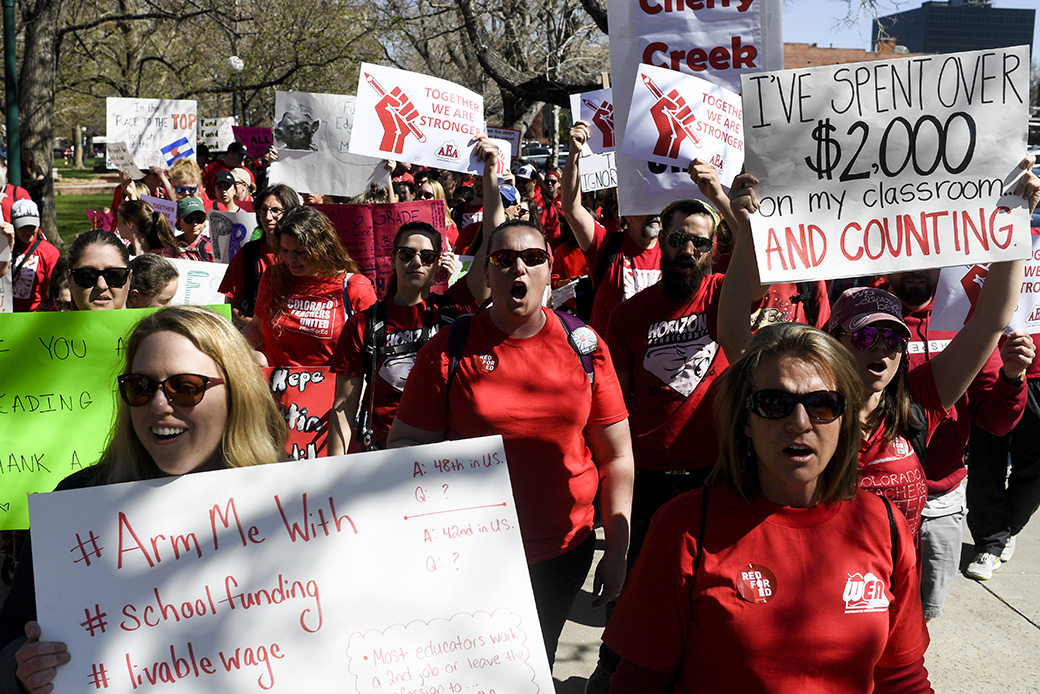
[161,137,194,165]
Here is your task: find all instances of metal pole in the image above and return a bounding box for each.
[3,0,20,185]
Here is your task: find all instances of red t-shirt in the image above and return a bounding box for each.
[329,299,452,449]
[605,485,929,693]
[217,239,276,308]
[395,308,628,563]
[203,160,255,200]
[11,237,61,312]
[254,272,377,367]
[606,277,727,471]
[1,184,31,224]
[584,222,661,332]
[713,252,831,330]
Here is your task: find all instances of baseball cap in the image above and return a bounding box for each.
[230,167,254,190]
[516,164,536,180]
[178,197,206,218]
[11,199,40,229]
[214,170,235,187]
[827,287,910,338]
[499,185,520,205]
[227,141,248,155]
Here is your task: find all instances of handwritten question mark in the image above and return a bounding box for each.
[442,484,449,497]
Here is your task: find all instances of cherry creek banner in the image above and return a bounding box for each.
[263,366,335,461]
[606,0,783,215]
[350,63,486,175]
[742,45,1032,284]
[29,436,556,694]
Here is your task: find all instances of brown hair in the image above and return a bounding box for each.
[118,199,179,252]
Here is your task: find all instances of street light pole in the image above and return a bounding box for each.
[3,0,20,185]
[227,56,244,124]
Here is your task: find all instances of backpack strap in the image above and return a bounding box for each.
[791,281,819,326]
[342,273,356,322]
[905,401,928,470]
[445,313,475,399]
[553,309,596,385]
[880,494,899,593]
[240,240,263,316]
[692,487,710,586]
[10,237,43,280]
[592,229,625,291]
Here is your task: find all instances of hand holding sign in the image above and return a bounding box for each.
[1000,330,1035,382]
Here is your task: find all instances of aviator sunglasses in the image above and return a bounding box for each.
[395,246,438,266]
[666,231,714,252]
[487,248,550,268]
[746,389,845,422]
[118,373,225,408]
[70,267,131,289]
[846,327,908,353]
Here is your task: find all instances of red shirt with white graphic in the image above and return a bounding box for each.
[604,485,929,693]
[606,276,727,471]
[395,308,628,563]
[584,221,661,332]
[11,236,61,312]
[254,273,377,367]
[858,360,946,546]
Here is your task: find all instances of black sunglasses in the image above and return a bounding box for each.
[487,248,550,268]
[746,389,845,422]
[175,186,198,195]
[70,267,131,289]
[118,373,225,408]
[184,213,207,224]
[667,231,713,252]
[847,327,908,353]
[395,246,438,266]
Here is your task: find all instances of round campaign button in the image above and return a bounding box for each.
[736,563,777,604]
[476,354,498,373]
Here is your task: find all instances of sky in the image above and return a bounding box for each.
[780,0,1040,58]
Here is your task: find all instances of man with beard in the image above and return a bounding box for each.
[562,122,663,332]
[885,269,1027,604]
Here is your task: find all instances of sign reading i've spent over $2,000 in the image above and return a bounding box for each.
[741,45,1032,284]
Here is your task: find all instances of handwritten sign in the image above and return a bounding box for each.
[88,209,116,232]
[30,436,554,694]
[107,142,146,180]
[263,366,335,460]
[209,210,257,264]
[107,98,198,169]
[166,258,228,306]
[578,150,617,193]
[232,126,274,158]
[200,117,237,151]
[605,0,782,215]
[267,91,387,198]
[351,64,486,175]
[742,46,1032,283]
[142,194,178,229]
[569,88,615,154]
[485,127,521,162]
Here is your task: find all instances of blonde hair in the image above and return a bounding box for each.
[169,159,203,188]
[93,306,287,484]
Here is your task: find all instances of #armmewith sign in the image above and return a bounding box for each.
[30,436,554,694]
[741,45,1032,284]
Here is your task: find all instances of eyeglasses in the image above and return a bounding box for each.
[257,205,285,217]
[395,246,438,265]
[175,186,198,196]
[746,389,845,422]
[666,231,714,252]
[118,373,225,408]
[487,248,550,268]
[184,213,207,225]
[846,327,908,353]
[70,267,131,289]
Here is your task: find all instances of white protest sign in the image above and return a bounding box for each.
[351,64,485,175]
[199,117,237,151]
[606,0,782,215]
[107,142,145,180]
[166,257,228,305]
[209,210,257,264]
[142,195,178,229]
[485,127,521,161]
[107,98,198,169]
[267,91,387,198]
[579,150,618,192]
[621,64,743,184]
[742,45,1032,284]
[0,233,10,313]
[569,88,615,154]
[488,137,512,179]
[31,436,554,694]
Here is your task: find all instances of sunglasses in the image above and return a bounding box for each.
[70,267,131,289]
[395,246,438,265]
[487,248,550,268]
[847,327,908,353]
[746,389,845,422]
[175,186,198,195]
[184,213,207,224]
[418,191,436,199]
[667,231,714,252]
[118,373,225,408]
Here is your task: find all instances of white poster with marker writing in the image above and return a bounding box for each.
[209,210,258,264]
[578,150,618,193]
[166,257,228,306]
[569,89,615,154]
[350,64,486,175]
[30,436,554,694]
[267,91,387,198]
[199,117,238,151]
[742,46,1032,284]
[107,98,198,170]
[605,0,782,215]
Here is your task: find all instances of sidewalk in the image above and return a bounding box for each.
[552,495,1040,692]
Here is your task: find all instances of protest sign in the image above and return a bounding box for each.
[200,117,237,150]
[742,45,1032,284]
[314,200,446,295]
[107,142,146,180]
[107,98,198,169]
[166,258,228,306]
[232,126,274,158]
[142,194,178,229]
[0,233,10,313]
[30,436,555,694]
[88,209,116,231]
[209,210,257,264]
[263,366,335,460]
[0,307,230,529]
[569,88,615,154]
[351,64,486,175]
[486,127,521,161]
[578,150,618,192]
[606,0,782,215]
[267,91,387,198]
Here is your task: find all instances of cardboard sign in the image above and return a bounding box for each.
[107,98,198,169]
[351,64,485,174]
[142,194,178,229]
[263,366,335,460]
[232,126,274,158]
[742,46,1032,284]
[569,88,615,154]
[621,65,743,185]
[485,127,521,161]
[107,142,146,180]
[30,436,554,694]
[209,210,257,264]
[200,117,237,151]
[165,258,228,306]
[578,150,618,192]
[605,0,782,215]
[267,91,387,198]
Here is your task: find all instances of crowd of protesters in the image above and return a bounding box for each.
[1,120,1039,694]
